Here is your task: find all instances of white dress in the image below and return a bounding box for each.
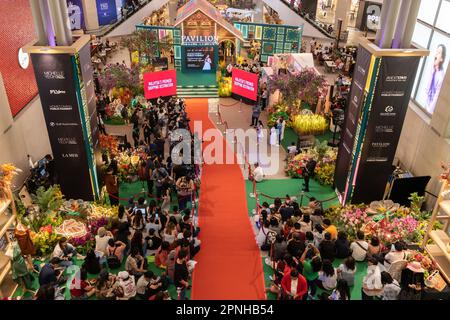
[280,121,286,141]
[270,127,278,146]
[203,57,212,71]
[257,125,264,144]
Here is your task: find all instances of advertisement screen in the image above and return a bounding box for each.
[96,0,117,26]
[185,46,215,71]
[231,68,259,101]
[363,2,381,32]
[66,0,85,30]
[414,31,450,114]
[143,70,177,99]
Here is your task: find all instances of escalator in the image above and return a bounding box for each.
[262,0,334,40]
[105,0,172,37]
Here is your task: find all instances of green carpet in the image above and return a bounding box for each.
[176,70,217,88]
[246,179,367,300]
[104,118,125,126]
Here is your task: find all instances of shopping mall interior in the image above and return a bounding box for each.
[0,0,450,303]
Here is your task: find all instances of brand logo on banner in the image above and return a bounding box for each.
[58,137,78,145]
[182,35,219,45]
[44,71,65,80]
[231,68,259,101]
[143,70,177,99]
[49,105,73,111]
[96,0,117,26]
[50,89,67,95]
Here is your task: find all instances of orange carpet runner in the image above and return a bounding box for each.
[186,98,266,300]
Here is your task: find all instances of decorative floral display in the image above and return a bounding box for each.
[99,134,119,156]
[285,141,337,186]
[117,148,147,182]
[98,64,142,97]
[269,68,328,113]
[89,204,118,220]
[291,114,328,135]
[325,202,442,246]
[0,164,22,201]
[54,219,88,238]
[217,74,232,97]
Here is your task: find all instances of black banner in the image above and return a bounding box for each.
[31,53,94,201]
[334,46,372,195]
[351,55,421,203]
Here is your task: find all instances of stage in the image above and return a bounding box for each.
[176,70,218,98]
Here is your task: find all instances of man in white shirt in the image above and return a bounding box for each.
[287,142,298,155]
[253,163,264,182]
[384,242,406,270]
[350,230,369,262]
[136,271,153,298]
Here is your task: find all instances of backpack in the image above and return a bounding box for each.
[107,247,121,269]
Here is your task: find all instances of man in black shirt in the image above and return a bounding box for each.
[174,249,190,300]
[287,232,306,259]
[39,257,62,286]
[319,232,336,262]
[303,157,317,192]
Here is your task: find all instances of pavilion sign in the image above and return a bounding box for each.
[182,35,218,46]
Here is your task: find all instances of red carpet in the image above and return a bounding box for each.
[186,99,266,300]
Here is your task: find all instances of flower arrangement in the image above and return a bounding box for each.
[89,204,118,220]
[32,231,62,256]
[0,164,22,201]
[326,199,440,246]
[70,232,93,255]
[218,76,232,97]
[269,68,328,114]
[98,64,142,97]
[117,149,145,182]
[88,217,109,235]
[339,207,369,238]
[315,162,335,186]
[285,157,307,178]
[291,114,328,135]
[286,142,337,183]
[54,219,88,238]
[99,134,119,156]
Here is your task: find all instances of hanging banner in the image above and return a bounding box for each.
[66,0,85,30]
[30,53,95,200]
[334,46,372,196]
[143,70,177,99]
[96,0,118,26]
[351,55,421,203]
[231,68,259,102]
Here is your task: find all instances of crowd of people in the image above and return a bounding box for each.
[34,96,202,300]
[255,197,425,300]
[225,59,264,77]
